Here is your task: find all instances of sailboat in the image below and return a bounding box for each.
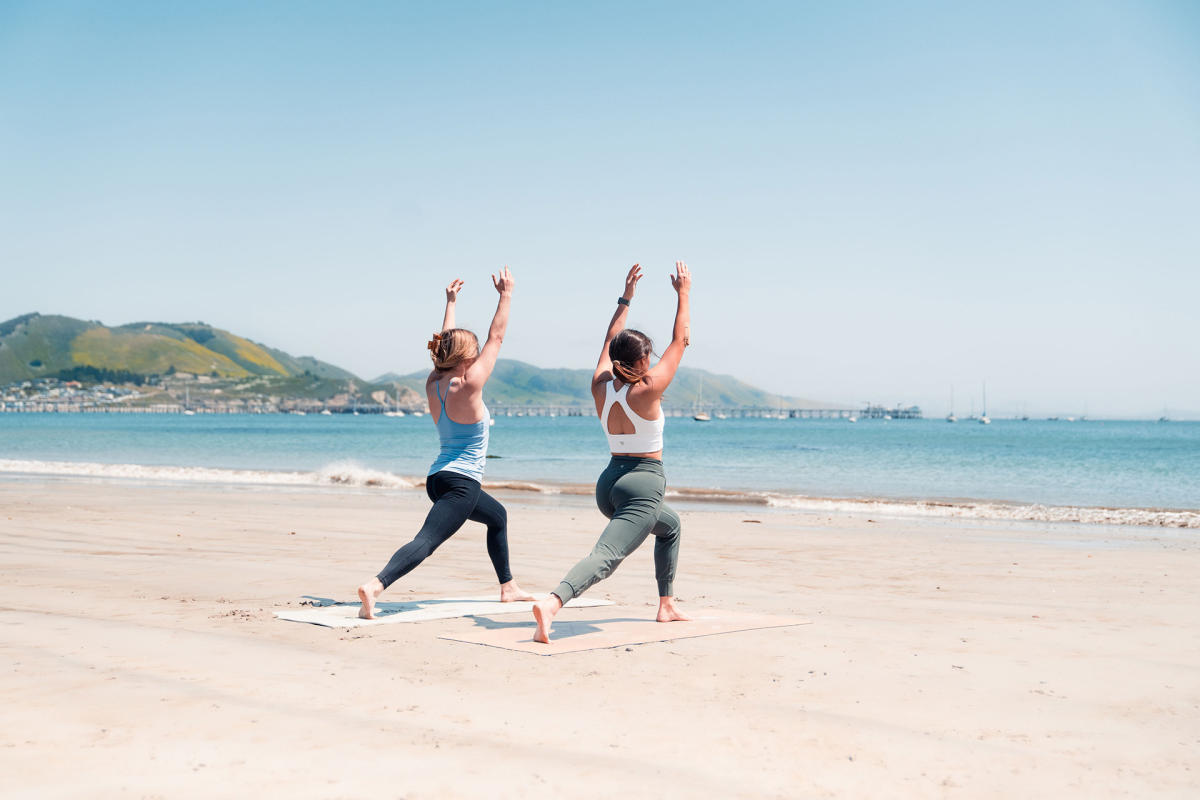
[692,376,711,422]
[978,382,991,425]
[383,391,407,417]
[946,385,957,423]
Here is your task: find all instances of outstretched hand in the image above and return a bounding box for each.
[492,265,514,295]
[670,260,691,294]
[445,278,464,303]
[622,263,643,300]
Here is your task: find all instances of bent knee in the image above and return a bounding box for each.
[654,521,681,540]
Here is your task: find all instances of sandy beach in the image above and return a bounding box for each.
[1,477,1197,799]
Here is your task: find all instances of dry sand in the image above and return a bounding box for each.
[1,478,1197,799]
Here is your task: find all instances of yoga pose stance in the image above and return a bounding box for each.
[531,261,693,642]
[357,268,533,619]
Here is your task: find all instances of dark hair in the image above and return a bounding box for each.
[609,329,654,384]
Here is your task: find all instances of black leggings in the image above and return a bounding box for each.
[375,470,513,589]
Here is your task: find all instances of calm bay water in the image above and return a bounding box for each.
[0,413,1197,513]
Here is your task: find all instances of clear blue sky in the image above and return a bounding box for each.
[2,1,1198,417]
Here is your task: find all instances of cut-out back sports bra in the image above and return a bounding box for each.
[601,380,664,454]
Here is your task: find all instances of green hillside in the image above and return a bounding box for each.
[0,313,355,385]
[0,314,100,383]
[380,359,836,409]
[2,313,835,408]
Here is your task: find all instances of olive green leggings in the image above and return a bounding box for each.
[553,456,681,603]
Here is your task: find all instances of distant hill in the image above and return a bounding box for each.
[2,313,837,409]
[0,313,355,385]
[377,359,838,410]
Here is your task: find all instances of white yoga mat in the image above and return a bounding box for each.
[274,594,613,629]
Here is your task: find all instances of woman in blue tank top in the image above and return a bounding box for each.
[357,268,533,619]
[532,262,693,642]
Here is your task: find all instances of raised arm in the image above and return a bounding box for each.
[464,266,513,386]
[644,261,691,386]
[592,264,642,386]
[440,279,464,332]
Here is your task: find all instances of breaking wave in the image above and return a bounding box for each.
[756,493,1200,529]
[0,458,416,490]
[2,458,1196,528]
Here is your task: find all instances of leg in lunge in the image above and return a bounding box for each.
[651,503,689,623]
[469,489,534,602]
[357,472,479,619]
[555,483,661,601]
[532,471,661,643]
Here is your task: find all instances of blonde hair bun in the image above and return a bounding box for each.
[429,328,480,370]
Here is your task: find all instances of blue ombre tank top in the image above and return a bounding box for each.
[427,379,490,482]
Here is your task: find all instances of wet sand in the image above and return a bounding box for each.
[1,478,1197,798]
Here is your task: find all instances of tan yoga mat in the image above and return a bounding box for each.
[274,594,612,629]
[438,608,811,655]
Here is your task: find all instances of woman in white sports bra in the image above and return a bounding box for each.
[532,261,692,643]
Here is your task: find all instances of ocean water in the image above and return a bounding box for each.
[1,414,1197,526]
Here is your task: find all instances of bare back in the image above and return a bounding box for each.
[427,369,487,425]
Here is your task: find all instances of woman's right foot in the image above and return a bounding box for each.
[656,596,690,623]
[357,578,383,619]
[499,580,536,602]
[531,595,562,643]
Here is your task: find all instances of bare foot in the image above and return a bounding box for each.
[357,578,383,620]
[531,595,563,643]
[656,596,691,623]
[499,580,536,603]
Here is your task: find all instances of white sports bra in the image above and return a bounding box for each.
[601,381,665,453]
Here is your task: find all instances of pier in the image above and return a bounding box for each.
[1,400,922,419]
[483,404,923,420]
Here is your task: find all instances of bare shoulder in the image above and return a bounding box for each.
[635,374,667,399]
[454,371,486,402]
[590,377,608,399]
[461,364,489,389]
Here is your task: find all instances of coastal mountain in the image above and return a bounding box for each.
[1,312,836,409]
[0,313,354,385]
[374,360,837,410]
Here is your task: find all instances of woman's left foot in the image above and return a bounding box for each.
[499,580,536,602]
[656,597,691,623]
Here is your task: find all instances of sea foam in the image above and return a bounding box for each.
[758,493,1200,529]
[2,457,1196,528]
[0,458,415,490]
